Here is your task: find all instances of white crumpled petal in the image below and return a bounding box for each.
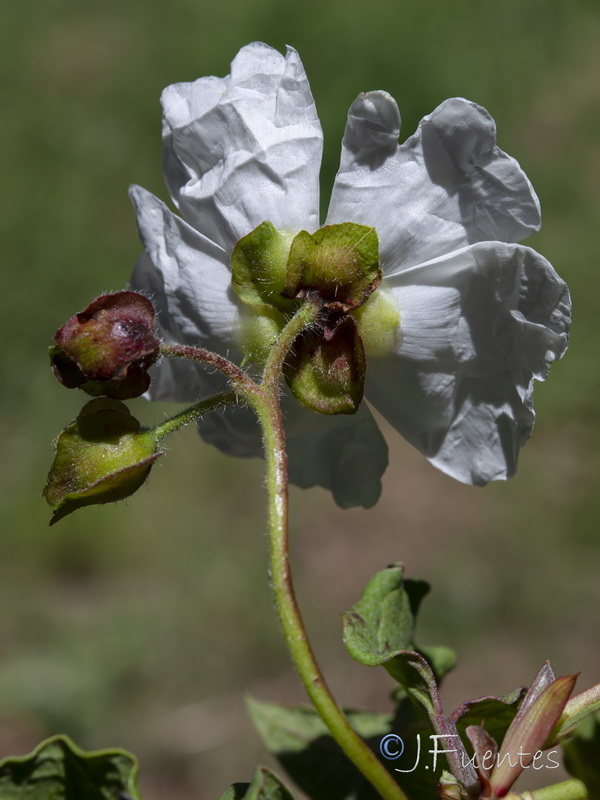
[366,241,570,485]
[284,399,388,508]
[129,187,239,402]
[327,92,541,271]
[196,390,388,508]
[162,42,323,251]
[130,185,238,342]
[129,44,571,505]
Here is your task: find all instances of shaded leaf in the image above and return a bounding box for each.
[246,695,445,800]
[247,697,391,800]
[0,735,142,799]
[451,687,526,747]
[219,766,295,800]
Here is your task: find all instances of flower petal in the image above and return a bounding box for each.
[196,391,389,508]
[130,185,238,344]
[285,399,389,509]
[162,42,323,251]
[130,250,231,403]
[366,242,570,485]
[327,93,541,271]
[129,186,240,402]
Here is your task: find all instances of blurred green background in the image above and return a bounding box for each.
[1,1,599,797]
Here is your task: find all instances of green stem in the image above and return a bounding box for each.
[507,778,588,800]
[152,391,237,440]
[245,302,408,800]
[160,341,252,387]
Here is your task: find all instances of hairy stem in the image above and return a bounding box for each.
[246,302,408,800]
[160,341,252,387]
[507,778,588,800]
[152,390,237,440]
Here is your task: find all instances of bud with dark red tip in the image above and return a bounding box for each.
[50,291,160,399]
[43,398,162,525]
[284,314,366,415]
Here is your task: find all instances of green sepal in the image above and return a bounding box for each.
[231,222,297,312]
[562,712,600,800]
[0,734,143,799]
[284,315,366,414]
[219,766,295,800]
[284,223,381,309]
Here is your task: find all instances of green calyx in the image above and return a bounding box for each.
[231,221,399,415]
[44,398,161,525]
[231,221,381,315]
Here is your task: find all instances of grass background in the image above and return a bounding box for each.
[1,1,599,797]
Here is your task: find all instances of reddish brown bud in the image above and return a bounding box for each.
[50,291,160,399]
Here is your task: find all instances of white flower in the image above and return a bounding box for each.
[130,42,571,508]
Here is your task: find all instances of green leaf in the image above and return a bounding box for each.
[246,695,456,800]
[563,712,600,800]
[451,688,526,748]
[219,766,295,800]
[419,645,457,683]
[0,734,143,799]
[342,564,455,683]
[246,697,393,800]
[342,564,417,666]
[342,566,478,792]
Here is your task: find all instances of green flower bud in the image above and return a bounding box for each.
[43,398,162,525]
[50,291,160,400]
[284,315,366,414]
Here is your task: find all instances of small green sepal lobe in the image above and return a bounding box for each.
[44,398,161,525]
[231,222,296,312]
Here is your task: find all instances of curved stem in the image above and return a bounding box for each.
[160,341,252,388]
[245,303,408,800]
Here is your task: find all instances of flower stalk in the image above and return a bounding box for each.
[152,390,238,440]
[239,302,409,800]
[159,341,253,387]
